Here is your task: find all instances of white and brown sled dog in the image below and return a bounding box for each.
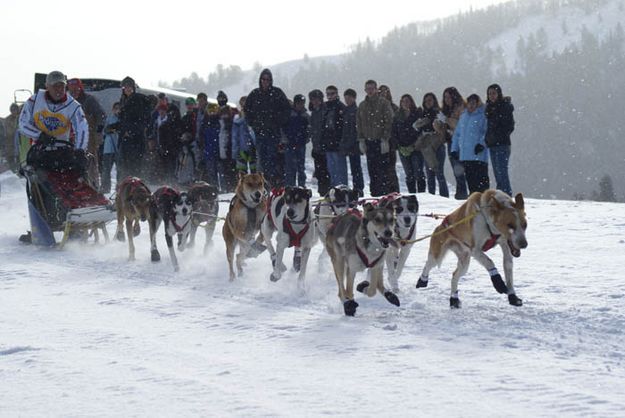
[325,202,400,316]
[186,181,219,254]
[115,176,152,261]
[149,186,194,272]
[222,172,267,281]
[379,194,419,292]
[416,189,528,308]
[261,186,316,286]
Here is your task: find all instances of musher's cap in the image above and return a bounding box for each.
[46,71,67,86]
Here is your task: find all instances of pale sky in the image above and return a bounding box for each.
[1,0,506,114]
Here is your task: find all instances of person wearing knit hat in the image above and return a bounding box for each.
[243,68,291,187]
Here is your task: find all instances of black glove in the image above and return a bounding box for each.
[38,132,55,146]
[449,151,459,160]
[474,144,485,155]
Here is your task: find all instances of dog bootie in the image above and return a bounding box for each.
[343,299,359,316]
[384,291,400,307]
[293,248,302,272]
[356,280,370,294]
[490,273,508,294]
[416,277,429,288]
[508,294,523,306]
[450,297,461,309]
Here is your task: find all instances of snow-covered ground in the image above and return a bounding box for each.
[1,170,624,417]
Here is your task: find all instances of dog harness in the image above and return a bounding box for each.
[355,245,385,268]
[266,187,285,225]
[157,187,191,233]
[283,215,310,248]
[441,214,499,252]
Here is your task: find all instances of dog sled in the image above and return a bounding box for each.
[21,138,116,247]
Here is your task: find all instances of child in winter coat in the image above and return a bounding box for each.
[231,96,256,173]
[451,94,489,193]
[101,102,120,193]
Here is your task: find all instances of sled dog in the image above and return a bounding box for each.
[315,185,360,254]
[187,181,219,254]
[325,202,400,316]
[149,186,194,272]
[416,189,528,308]
[115,176,152,261]
[222,173,267,281]
[261,186,316,286]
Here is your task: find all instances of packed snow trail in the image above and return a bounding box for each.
[1,171,624,416]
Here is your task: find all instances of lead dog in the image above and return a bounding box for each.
[222,173,267,281]
[149,186,194,272]
[416,189,528,308]
[326,202,400,316]
[115,176,152,261]
[186,181,219,254]
[261,186,316,286]
[381,194,419,292]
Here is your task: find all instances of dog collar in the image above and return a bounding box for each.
[395,223,416,246]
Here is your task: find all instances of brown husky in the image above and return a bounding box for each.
[325,202,400,316]
[416,189,528,308]
[115,176,152,261]
[222,173,267,281]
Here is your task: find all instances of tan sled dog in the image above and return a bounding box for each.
[416,189,528,308]
[222,173,267,281]
[115,176,152,261]
[326,203,400,316]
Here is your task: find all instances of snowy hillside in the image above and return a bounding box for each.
[1,170,625,416]
[487,0,625,74]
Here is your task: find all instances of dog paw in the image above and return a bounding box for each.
[115,231,125,242]
[151,249,161,262]
[133,223,141,237]
[416,277,429,288]
[384,291,400,307]
[508,294,523,306]
[356,281,370,294]
[270,272,281,282]
[450,297,461,309]
[490,274,509,294]
[343,299,359,316]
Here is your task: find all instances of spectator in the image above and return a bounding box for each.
[341,88,364,196]
[117,76,151,179]
[485,83,515,196]
[201,103,221,186]
[379,85,399,115]
[418,92,449,197]
[442,87,469,199]
[101,102,120,193]
[357,79,398,196]
[232,96,256,174]
[67,78,106,189]
[156,102,183,183]
[392,94,426,194]
[216,90,238,192]
[181,97,197,141]
[3,103,20,171]
[284,94,309,187]
[244,68,291,187]
[451,94,489,193]
[308,89,330,196]
[322,85,346,187]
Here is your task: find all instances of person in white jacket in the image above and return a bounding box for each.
[19,70,89,150]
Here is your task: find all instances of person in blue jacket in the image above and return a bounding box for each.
[450,94,490,193]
